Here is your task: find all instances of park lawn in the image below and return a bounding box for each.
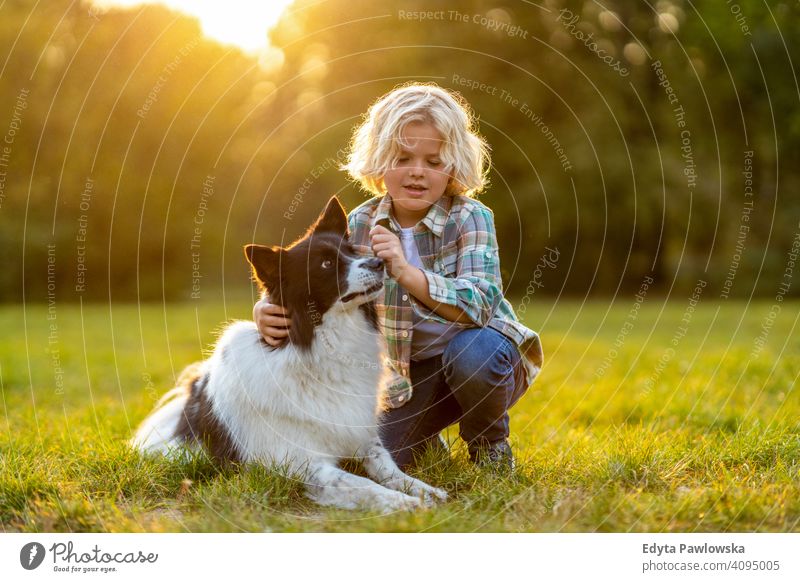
[0,297,798,532]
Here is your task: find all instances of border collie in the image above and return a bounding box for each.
[132,197,447,511]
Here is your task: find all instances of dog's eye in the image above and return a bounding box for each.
[321,259,333,269]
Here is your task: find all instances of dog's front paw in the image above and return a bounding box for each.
[428,485,448,503]
[374,490,423,513]
[408,480,448,507]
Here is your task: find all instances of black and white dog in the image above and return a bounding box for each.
[132,197,447,511]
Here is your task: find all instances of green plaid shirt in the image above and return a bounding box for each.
[348,194,544,408]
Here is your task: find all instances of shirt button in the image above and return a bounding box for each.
[398,395,405,402]
[485,251,492,258]
[402,294,408,301]
[402,330,409,338]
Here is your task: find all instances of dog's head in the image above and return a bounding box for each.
[244,196,384,348]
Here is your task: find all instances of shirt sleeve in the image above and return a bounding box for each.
[347,209,369,252]
[414,204,504,327]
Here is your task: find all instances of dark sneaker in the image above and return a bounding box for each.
[468,439,515,471]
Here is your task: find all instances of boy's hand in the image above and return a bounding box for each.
[370,225,410,280]
[253,297,291,347]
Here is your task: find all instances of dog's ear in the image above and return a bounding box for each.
[244,244,281,289]
[312,196,348,236]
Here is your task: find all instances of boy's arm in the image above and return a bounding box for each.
[412,204,504,327]
[396,267,472,323]
[364,202,503,326]
[370,223,470,323]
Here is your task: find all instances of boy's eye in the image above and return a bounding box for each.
[321,259,333,269]
[397,157,409,163]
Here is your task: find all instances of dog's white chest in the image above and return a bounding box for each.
[207,310,386,463]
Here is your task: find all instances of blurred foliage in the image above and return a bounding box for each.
[0,0,798,301]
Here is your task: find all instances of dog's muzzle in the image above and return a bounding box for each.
[340,258,385,303]
[340,280,384,303]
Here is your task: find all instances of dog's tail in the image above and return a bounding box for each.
[131,362,204,456]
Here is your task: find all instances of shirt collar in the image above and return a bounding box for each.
[374,194,451,238]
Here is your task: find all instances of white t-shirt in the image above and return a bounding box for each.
[399,227,461,361]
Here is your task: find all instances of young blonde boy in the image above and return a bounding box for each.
[255,83,543,469]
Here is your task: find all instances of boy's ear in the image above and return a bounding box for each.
[312,196,348,236]
[243,244,281,289]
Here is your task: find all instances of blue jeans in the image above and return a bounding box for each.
[379,327,529,469]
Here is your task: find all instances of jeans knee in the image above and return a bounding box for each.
[442,328,514,393]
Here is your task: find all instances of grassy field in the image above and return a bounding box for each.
[1,297,798,532]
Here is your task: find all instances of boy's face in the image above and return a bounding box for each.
[383,121,451,226]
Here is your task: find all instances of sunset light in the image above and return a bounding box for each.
[91,0,295,54]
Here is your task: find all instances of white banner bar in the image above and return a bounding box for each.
[1,533,797,581]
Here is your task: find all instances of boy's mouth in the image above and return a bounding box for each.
[403,184,427,196]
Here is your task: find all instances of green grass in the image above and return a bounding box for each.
[1,298,799,532]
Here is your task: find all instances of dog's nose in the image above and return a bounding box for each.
[364,257,384,272]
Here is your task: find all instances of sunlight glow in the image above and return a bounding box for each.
[92,0,295,54]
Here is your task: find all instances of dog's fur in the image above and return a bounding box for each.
[131,197,446,511]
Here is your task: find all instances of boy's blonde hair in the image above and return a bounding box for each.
[342,83,490,197]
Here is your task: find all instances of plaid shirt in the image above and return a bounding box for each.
[348,194,544,408]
